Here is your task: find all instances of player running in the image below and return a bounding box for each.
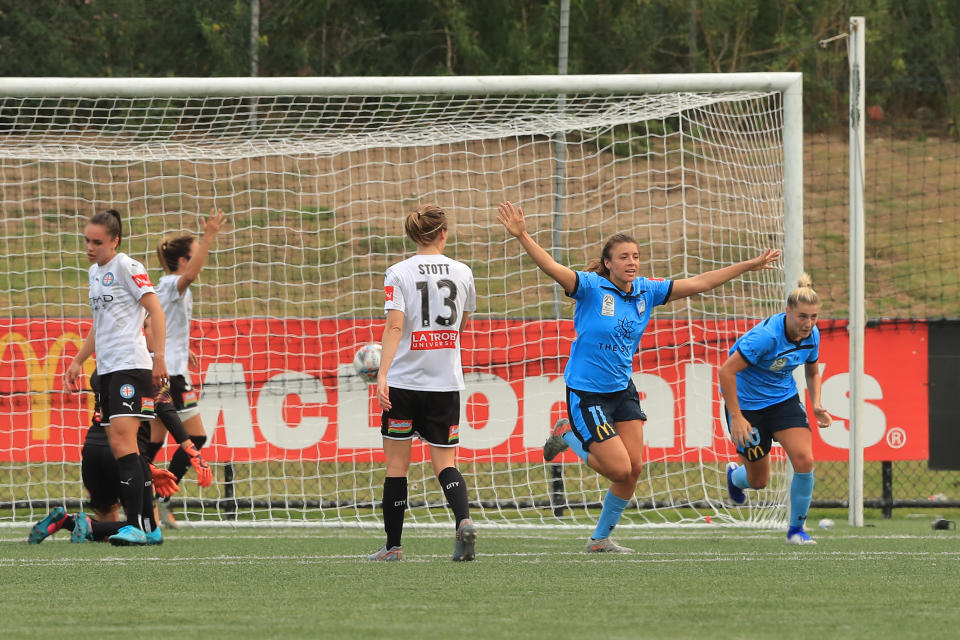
[368,205,478,562]
[62,209,167,545]
[719,273,832,545]
[146,209,223,527]
[498,201,778,553]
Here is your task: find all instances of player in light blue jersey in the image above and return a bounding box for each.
[719,273,832,545]
[497,201,779,552]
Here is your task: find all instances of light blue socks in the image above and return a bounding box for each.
[591,490,628,540]
[789,471,815,529]
[562,431,589,463]
[731,463,752,489]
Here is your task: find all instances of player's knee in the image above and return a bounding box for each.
[605,463,633,484]
[747,469,770,489]
[791,455,814,474]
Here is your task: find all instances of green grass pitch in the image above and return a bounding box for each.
[3,510,958,640]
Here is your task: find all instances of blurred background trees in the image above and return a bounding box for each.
[0,0,957,132]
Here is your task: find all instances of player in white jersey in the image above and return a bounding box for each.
[367,205,478,562]
[146,209,224,527]
[63,209,167,546]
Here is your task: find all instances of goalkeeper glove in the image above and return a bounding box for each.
[150,464,180,499]
[183,443,213,488]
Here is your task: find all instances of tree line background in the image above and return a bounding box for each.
[0,0,957,132]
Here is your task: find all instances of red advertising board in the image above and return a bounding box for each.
[0,317,928,463]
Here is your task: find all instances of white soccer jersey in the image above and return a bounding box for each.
[383,254,476,392]
[156,274,193,377]
[88,253,155,374]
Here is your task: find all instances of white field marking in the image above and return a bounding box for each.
[2,528,954,544]
[5,549,960,569]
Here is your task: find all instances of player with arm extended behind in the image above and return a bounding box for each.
[145,209,223,527]
[61,209,168,546]
[719,273,832,545]
[497,201,779,553]
[368,205,478,562]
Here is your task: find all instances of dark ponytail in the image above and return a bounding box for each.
[89,209,123,246]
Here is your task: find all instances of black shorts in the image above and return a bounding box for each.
[566,380,647,450]
[98,369,155,425]
[724,394,810,462]
[380,388,460,447]
[156,374,198,411]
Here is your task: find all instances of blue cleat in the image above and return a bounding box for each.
[70,512,93,543]
[108,525,149,546]
[28,506,68,544]
[786,526,816,545]
[726,462,746,505]
[144,527,163,546]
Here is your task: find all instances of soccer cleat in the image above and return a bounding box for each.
[144,527,163,546]
[108,525,149,546]
[28,506,68,544]
[367,545,403,561]
[543,418,571,462]
[586,536,634,553]
[452,518,477,562]
[786,527,817,545]
[726,462,746,505]
[70,512,93,543]
[158,500,180,530]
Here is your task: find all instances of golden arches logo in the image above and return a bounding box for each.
[745,445,765,461]
[0,331,95,440]
[596,421,615,440]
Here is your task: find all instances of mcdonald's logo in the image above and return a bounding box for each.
[596,421,615,440]
[0,330,95,440]
[745,445,765,461]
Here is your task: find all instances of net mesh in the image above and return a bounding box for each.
[0,86,790,528]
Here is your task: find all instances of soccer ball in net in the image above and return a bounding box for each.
[352,343,382,383]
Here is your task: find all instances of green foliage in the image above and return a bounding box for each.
[0,1,956,131]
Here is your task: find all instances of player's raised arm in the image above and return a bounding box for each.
[496,201,577,294]
[667,249,780,302]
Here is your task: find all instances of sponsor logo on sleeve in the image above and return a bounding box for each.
[132,273,153,288]
[384,285,394,302]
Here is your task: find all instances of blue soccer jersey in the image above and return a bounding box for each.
[730,312,820,410]
[564,271,673,393]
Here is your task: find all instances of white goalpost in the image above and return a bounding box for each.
[0,73,802,529]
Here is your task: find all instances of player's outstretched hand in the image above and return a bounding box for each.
[150,464,180,498]
[746,249,781,271]
[496,201,528,238]
[183,443,213,488]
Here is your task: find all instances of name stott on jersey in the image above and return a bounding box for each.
[156,274,193,377]
[564,271,674,393]
[729,312,820,410]
[88,252,155,374]
[383,255,476,392]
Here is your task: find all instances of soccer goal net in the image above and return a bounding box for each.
[0,74,801,529]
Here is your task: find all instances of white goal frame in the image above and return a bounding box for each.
[0,73,802,529]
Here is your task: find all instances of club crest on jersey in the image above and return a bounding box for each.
[101,272,115,286]
[769,357,788,372]
[636,297,646,315]
[601,294,615,316]
[119,383,135,399]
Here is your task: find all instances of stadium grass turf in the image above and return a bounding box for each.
[2,511,958,639]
